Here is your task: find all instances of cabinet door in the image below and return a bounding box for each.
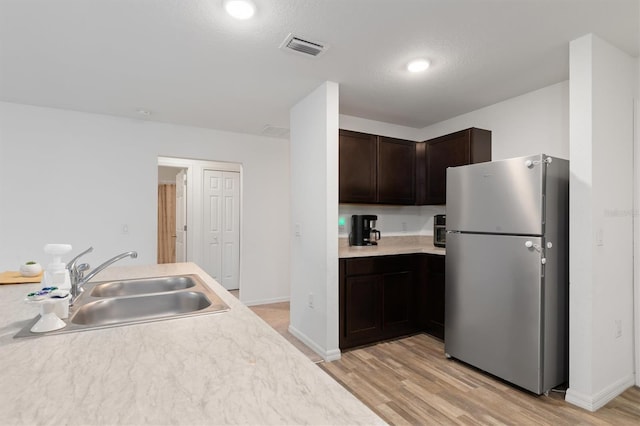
[344,274,383,344]
[425,132,470,205]
[382,270,413,332]
[339,130,377,203]
[378,137,416,204]
[417,127,491,205]
[426,255,445,339]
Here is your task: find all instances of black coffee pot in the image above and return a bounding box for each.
[349,215,381,246]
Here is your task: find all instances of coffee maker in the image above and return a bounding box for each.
[349,215,381,246]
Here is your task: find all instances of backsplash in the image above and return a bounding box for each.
[338,204,446,237]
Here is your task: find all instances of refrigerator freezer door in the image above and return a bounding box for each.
[447,154,544,235]
[445,232,544,394]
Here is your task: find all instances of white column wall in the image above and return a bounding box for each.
[635,3,640,389]
[566,34,636,411]
[289,82,340,361]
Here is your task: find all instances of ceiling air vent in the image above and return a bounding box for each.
[280,33,327,57]
[261,125,290,139]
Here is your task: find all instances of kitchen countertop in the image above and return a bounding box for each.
[339,235,446,258]
[0,263,385,426]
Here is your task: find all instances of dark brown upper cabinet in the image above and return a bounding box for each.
[339,130,416,205]
[416,127,491,205]
[377,137,416,204]
[339,130,377,203]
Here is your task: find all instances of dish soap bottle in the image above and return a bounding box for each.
[42,244,72,290]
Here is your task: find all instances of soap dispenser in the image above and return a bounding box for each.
[42,244,72,290]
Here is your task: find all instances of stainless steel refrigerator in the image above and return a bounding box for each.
[445,153,568,395]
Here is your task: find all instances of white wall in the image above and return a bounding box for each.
[0,102,290,305]
[566,34,636,411]
[289,82,340,361]
[157,166,182,184]
[419,81,570,161]
[635,2,640,390]
[339,115,421,141]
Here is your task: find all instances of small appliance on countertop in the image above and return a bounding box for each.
[433,214,446,248]
[349,215,381,246]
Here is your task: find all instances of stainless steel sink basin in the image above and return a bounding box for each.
[72,291,212,326]
[14,274,229,338]
[91,276,196,297]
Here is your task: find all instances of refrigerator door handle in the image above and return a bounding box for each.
[525,156,553,169]
[525,241,546,264]
[525,240,542,252]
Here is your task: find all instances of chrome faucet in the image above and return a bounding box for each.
[70,251,138,305]
[67,246,94,288]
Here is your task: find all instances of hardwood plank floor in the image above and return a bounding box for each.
[248,301,324,363]
[320,334,640,425]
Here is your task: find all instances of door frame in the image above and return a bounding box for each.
[157,157,243,291]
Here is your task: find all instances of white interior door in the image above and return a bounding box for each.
[221,172,240,290]
[203,170,222,282]
[203,170,240,290]
[175,170,187,262]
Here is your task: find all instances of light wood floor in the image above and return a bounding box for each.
[249,301,323,363]
[244,298,640,425]
[320,333,640,425]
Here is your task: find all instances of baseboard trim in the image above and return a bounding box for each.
[241,296,290,307]
[565,374,635,411]
[288,324,342,362]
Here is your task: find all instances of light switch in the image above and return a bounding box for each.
[596,227,604,246]
[295,223,301,237]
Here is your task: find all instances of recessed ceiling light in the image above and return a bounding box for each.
[407,59,430,73]
[223,0,256,20]
[136,109,151,116]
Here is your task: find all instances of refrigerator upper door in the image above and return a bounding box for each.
[447,154,545,235]
[445,232,544,394]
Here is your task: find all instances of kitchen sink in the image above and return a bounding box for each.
[91,276,197,297]
[72,291,212,326]
[14,274,229,338]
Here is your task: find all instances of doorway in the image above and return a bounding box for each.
[157,157,242,291]
[157,166,186,263]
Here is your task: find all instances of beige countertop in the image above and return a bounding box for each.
[339,235,446,258]
[0,263,384,426]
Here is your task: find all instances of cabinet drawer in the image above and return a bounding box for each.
[345,255,415,276]
[345,258,377,276]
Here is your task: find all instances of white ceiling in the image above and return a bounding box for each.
[1,0,638,138]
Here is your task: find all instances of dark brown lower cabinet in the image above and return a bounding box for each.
[424,255,445,339]
[339,255,418,349]
[382,270,413,332]
[344,274,382,343]
[340,253,446,350]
